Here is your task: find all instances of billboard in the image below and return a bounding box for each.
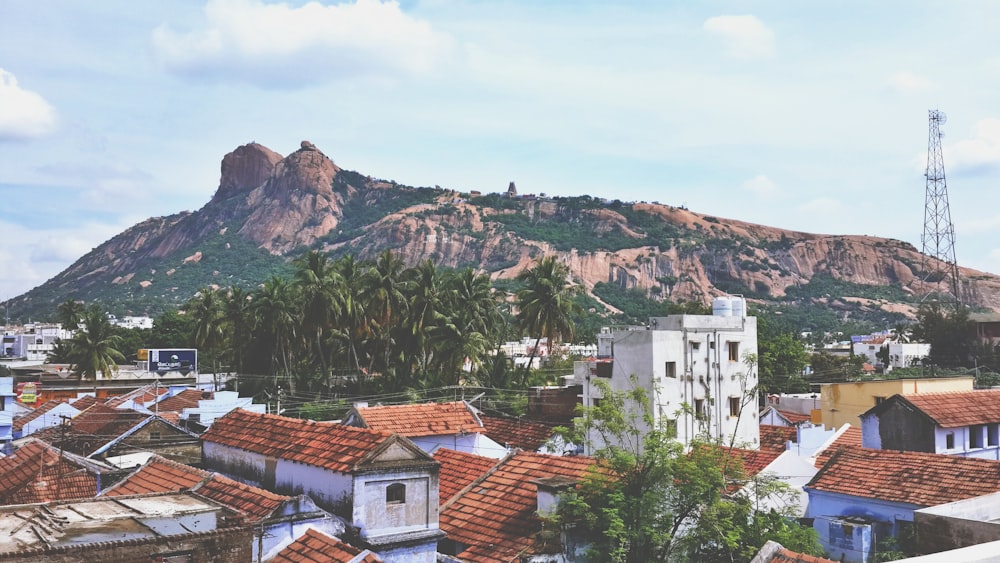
[17,381,41,405]
[147,348,198,375]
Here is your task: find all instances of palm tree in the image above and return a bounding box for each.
[362,250,409,375]
[222,287,253,374]
[332,254,369,381]
[57,299,86,330]
[515,256,582,384]
[294,250,339,380]
[66,305,126,395]
[433,268,503,384]
[251,276,299,388]
[188,287,226,376]
[402,260,448,383]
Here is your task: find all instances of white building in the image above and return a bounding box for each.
[574,298,759,452]
[109,315,154,330]
[1,323,71,361]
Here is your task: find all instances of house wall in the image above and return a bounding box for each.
[259,512,345,561]
[274,459,354,515]
[806,488,920,532]
[18,403,80,438]
[202,441,274,489]
[410,433,506,459]
[581,314,759,453]
[356,472,436,537]
[862,404,936,452]
[107,419,201,464]
[821,378,974,428]
[914,492,1000,554]
[933,425,1000,460]
[0,528,252,563]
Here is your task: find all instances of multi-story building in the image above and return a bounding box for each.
[574,297,759,452]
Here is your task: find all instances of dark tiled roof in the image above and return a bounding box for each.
[779,410,811,424]
[270,528,382,563]
[70,395,99,411]
[433,448,499,503]
[807,448,1000,507]
[441,452,596,563]
[353,401,484,437]
[760,424,797,454]
[480,415,558,452]
[203,409,388,473]
[0,440,105,504]
[155,388,212,413]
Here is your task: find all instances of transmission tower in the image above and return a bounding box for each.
[920,109,962,304]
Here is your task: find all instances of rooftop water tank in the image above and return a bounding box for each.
[712,296,733,317]
[731,296,746,318]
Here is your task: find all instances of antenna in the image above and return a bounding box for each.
[920,109,962,304]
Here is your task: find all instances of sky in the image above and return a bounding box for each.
[3,1,1000,301]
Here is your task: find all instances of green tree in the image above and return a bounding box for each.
[150,309,194,349]
[757,315,810,393]
[515,256,582,384]
[57,299,86,330]
[556,378,821,562]
[188,287,226,376]
[911,302,976,368]
[64,305,126,392]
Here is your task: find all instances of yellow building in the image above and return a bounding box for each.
[819,377,974,428]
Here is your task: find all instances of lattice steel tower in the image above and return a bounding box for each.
[921,109,962,303]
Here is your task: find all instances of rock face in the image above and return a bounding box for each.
[12,140,1000,320]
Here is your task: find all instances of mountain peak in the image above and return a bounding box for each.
[214,142,283,202]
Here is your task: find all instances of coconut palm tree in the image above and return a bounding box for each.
[188,287,226,376]
[294,250,339,379]
[251,276,299,387]
[57,299,86,331]
[515,256,582,384]
[362,250,409,375]
[65,305,126,395]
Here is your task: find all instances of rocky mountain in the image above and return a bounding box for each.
[9,141,1000,324]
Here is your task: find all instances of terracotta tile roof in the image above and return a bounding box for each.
[270,528,383,563]
[0,439,105,504]
[440,451,596,563]
[721,447,782,478]
[892,389,1000,428]
[480,415,558,452]
[433,448,499,503]
[352,401,484,437]
[203,409,389,473]
[102,455,208,496]
[103,455,290,523]
[807,448,1000,507]
[814,426,863,467]
[760,425,797,454]
[12,399,67,432]
[771,547,838,562]
[103,384,166,408]
[70,395,99,410]
[778,410,811,424]
[70,403,149,436]
[155,388,212,413]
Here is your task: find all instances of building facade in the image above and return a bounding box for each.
[819,377,973,428]
[574,305,759,452]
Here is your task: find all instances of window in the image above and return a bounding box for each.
[691,342,701,351]
[386,483,406,504]
[727,342,739,362]
[946,432,955,450]
[874,396,886,406]
[592,398,604,409]
[971,425,985,449]
[595,361,613,378]
[665,419,678,439]
[729,397,741,417]
[989,424,999,447]
[665,361,677,378]
[149,431,161,441]
[694,399,705,420]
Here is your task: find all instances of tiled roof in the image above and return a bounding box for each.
[814,426,863,467]
[103,384,166,408]
[433,448,499,503]
[70,395,99,410]
[102,455,208,496]
[779,410,811,424]
[69,403,149,437]
[771,547,838,563]
[480,415,558,452]
[270,528,383,563]
[203,409,389,473]
[441,451,596,563]
[807,448,1000,507]
[155,388,212,413]
[0,439,106,504]
[760,425,796,454]
[721,447,782,478]
[352,401,484,437]
[103,455,289,523]
[12,399,67,432]
[894,389,1000,428]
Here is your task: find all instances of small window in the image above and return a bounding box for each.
[150,431,161,441]
[592,398,604,409]
[694,399,705,420]
[386,483,406,504]
[971,425,985,449]
[727,342,739,362]
[874,396,886,406]
[691,342,701,351]
[989,424,999,447]
[729,397,740,417]
[946,433,955,449]
[665,419,678,439]
[665,361,677,378]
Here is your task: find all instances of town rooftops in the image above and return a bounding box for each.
[864,389,1000,428]
[760,424,798,454]
[270,528,383,563]
[102,455,299,523]
[806,448,1000,507]
[11,398,76,432]
[0,438,116,504]
[480,415,558,451]
[433,448,499,503]
[754,540,838,563]
[203,408,405,474]
[155,388,213,413]
[0,491,246,557]
[440,451,596,563]
[345,400,485,437]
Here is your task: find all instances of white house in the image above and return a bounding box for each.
[12,399,81,439]
[573,299,760,452]
[202,409,444,562]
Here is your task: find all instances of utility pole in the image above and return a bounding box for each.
[921,109,962,304]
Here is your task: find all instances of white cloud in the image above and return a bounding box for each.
[0,69,56,141]
[946,118,1000,176]
[886,71,933,95]
[703,15,774,60]
[151,0,454,87]
[742,174,780,199]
